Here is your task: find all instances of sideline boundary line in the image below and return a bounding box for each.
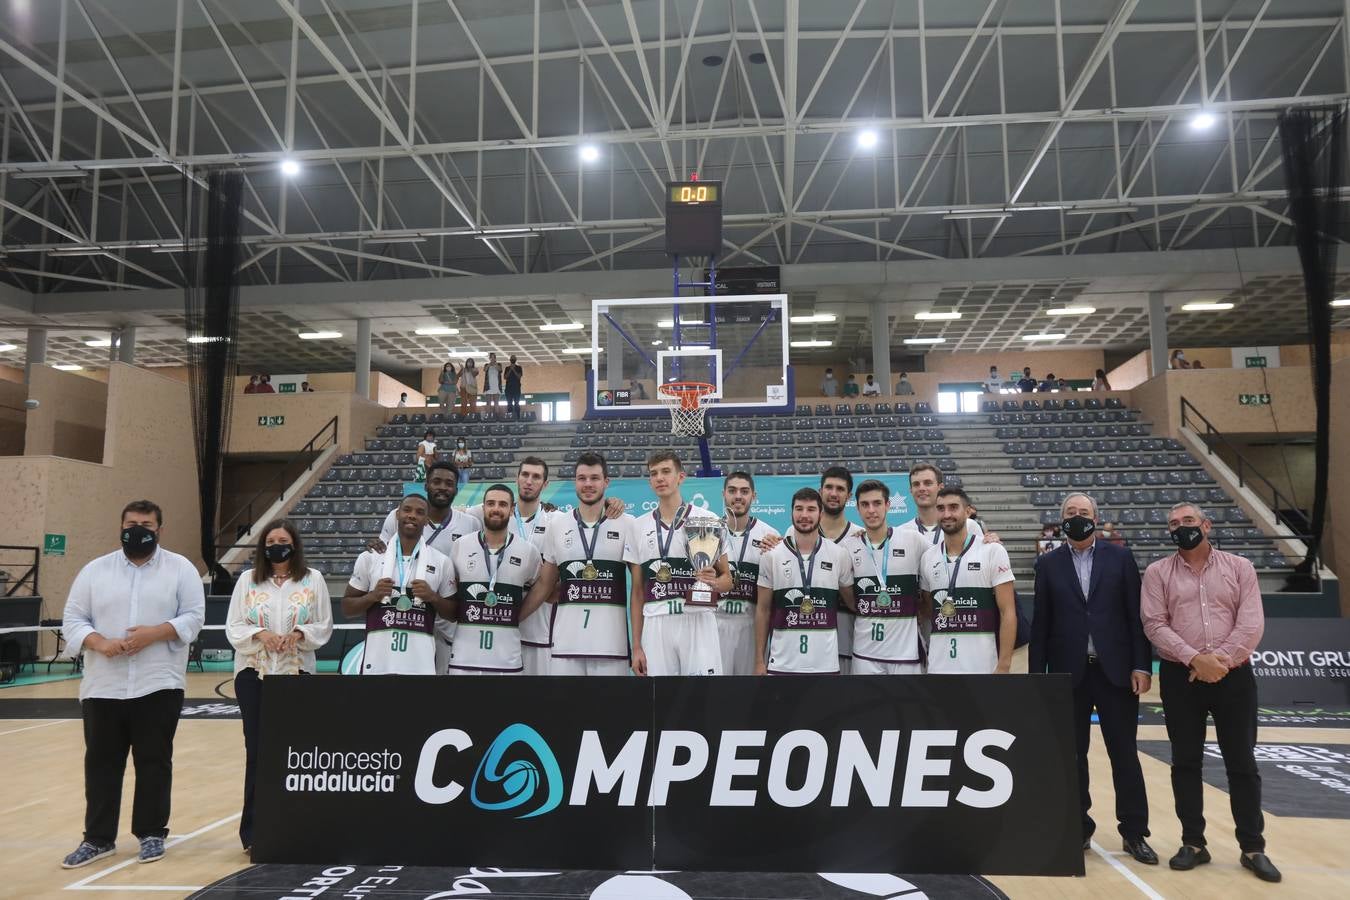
[64,813,239,893]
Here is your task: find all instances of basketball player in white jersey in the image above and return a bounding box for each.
[716,471,779,675]
[522,452,635,676]
[755,488,855,675]
[919,486,1017,674]
[847,479,929,674]
[448,484,543,674]
[629,451,731,676]
[370,461,479,672]
[819,466,863,673]
[343,493,456,675]
[899,462,989,546]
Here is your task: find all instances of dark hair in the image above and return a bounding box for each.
[908,461,943,484]
[120,499,163,525]
[820,466,853,493]
[1095,368,1107,379]
[791,487,823,509]
[855,479,890,503]
[575,451,609,477]
[252,518,307,586]
[424,429,435,438]
[427,460,460,482]
[518,456,549,481]
[646,450,684,472]
[483,483,515,504]
[724,470,755,491]
[399,491,431,509]
[936,485,972,507]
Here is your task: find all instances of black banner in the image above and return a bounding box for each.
[1249,618,1350,704]
[254,675,1081,876]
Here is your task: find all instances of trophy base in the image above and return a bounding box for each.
[687,587,718,608]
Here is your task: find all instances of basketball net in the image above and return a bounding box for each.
[658,381,716,437]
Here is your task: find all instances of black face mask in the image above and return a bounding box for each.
[121,524,157,557]
[1061,515,1096,542]
[1170,525,1205,551]
[265,544,294,563]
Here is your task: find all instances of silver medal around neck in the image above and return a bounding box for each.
[876,590,892,608]
[395,594,413,612]
[484,591,499,607]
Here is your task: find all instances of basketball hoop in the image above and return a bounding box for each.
[658,381,716,437]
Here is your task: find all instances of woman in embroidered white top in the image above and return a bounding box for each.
[225,519,332,851]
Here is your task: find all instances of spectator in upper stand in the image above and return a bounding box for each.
[1169,350,1191,370]
[1017,367,1037,392]
[1038,524,1062,555]
[244,375,260,394]
[985,366,1004,393]
[1101,521,1127,546]
[415,430,437,483]
[458,358,478,416]
[482,351,504,417]
[1057,377,1070,391]
[1038,373,1057,392]
[451,437,473,486]
[255,374,275,394]
[843,374,861,397]
[895,372,915,395]
[504,355,524,419]
[397,392,409,408]
[821,368,839,397]
[301,381,314,393]
[436,361,458,409]
[861,374,881,396]
[1093,369,1112,391]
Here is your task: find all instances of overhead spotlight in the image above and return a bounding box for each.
[856,129,879,150]
[788,313,836,324]
[789,339,833,348]
[85,338,115,348]
[298,330,343,340]
[1190,111,1217,131]
[1180,301,1233,312]
[415,326,461,336]
[1331,298,1350,307]
[914,311,961,321]
[563,346,601,354]
[1021,333,1067,341]
[538,322,584,332]
[0,343,17,352]
[52,363,83,371]
[579,144,600,163]
[280,158,301,177]
[1045,306,1096,316]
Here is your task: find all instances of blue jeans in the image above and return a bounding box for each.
[457,468,469,486]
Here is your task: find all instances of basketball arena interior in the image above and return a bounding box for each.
[2,2,1350,898]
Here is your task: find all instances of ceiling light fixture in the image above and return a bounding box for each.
[563,346,601,354]
[790,339,833,348]
[1045,306,1096,316]
[280,158,301,177]
[415,326,461,336]
[942,210,1009,221]
[788,313,836,324]
[856,129,879,150]
[915,311,961,321]
[0,343,17,352]
[1064,205,1138,216]
[1190,110,1217,130]
[1180,301,1234,312]
[1021,333,1067,341]
[657,318,704,327]
[298,330,343,340]
[187,335,228,344]
[579,144,600,163]
[539,322,585,332]
[85,338,115,348]
[902,337,946,345]
[52,363,83,371]
[1331,298,1350,307]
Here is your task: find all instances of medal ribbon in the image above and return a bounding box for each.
[394,540,423,595]
[514,508,535,544]
[655,504,688,561]
[731,516,757,576]
[479,532,512,596]
[786,533,821,593]
[573,507,602,565]
[942,533,977,597]
[867,527,892,594]
[425,509,454,548]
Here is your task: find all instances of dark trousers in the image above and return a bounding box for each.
[236,667,307,848]
[505,389,521,418]
[1159,659,1265,852]
[1074,659,1149,841]
[81,689,184,845]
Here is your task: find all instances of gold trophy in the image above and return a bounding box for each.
[683,512,725,607]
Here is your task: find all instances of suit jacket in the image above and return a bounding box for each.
[1030,539,1151,688]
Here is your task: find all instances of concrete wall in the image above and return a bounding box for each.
[1324,358,1350,596]
[1127,367,1317,437]
[0,363,24,384]
[0,363,204,622]
[24,365,108,463]
[0,379,26,455]
[229,391,388,455]
[1207,441,1316,513]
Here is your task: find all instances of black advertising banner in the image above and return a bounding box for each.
[1250,617,1350,704]
[253,675,1082,876]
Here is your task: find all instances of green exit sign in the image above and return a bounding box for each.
[1238,393,1271,406]
[1245,356,1268,368]
[279,383,297,393]
[257,415,285,427]
[42,533,66,556]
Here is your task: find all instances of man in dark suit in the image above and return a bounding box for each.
[1032,492,1157,864]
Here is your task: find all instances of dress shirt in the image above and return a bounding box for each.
[225,568,334,676]
[63,547,205,701]
[1070,541,1096,656]
[1141,546,1264,667]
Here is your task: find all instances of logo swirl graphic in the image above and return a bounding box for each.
[470,724,564,818]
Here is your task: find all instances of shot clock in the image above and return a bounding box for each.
[665,179,723,256]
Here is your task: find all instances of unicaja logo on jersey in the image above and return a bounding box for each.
[470,724,564,818]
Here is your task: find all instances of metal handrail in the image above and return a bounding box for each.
[0,545,39,597]
[214,415,339,546]
[1178,396,1306,531]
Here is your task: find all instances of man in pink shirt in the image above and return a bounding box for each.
[1141,502,1279,883]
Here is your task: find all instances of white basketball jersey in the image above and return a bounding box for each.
[919,534,1014,674]
[718,517,779,618]
[449,533,542,673]
[512,507,557,648]
[348,543,454,675]
[899,514,984,547]
[757,535,854,674]
[626,507,722,618]
[847,527,928,665]
[545,510,635,660]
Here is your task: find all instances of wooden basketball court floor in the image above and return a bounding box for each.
[3,672,1348,899]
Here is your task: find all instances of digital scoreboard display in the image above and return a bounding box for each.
[665,180,723,256]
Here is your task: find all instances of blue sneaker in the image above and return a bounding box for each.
[137,836,165,864]
[61,841,115,869]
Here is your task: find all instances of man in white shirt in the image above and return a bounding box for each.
[60,500,205,869]
[861,375,881,396]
